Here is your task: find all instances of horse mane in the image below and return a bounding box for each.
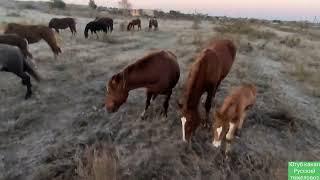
[183,49,211,108]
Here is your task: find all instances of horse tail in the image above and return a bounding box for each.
[84,24,90,38]
[23,59,40,82]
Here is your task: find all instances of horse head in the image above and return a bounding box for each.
[105,73,129,113]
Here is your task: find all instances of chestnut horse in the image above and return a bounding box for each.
[178,39,236,142]
[0,44,40,99]
[0,34,33,58]
[95,17,113,33]
[105,50,180,117]
[4,23,62,57]
[127,18,141,31]
[149,18,158,30]
[212,84,256,153]
[49,17,77,35]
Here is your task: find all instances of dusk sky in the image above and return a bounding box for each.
[20,0,320,21]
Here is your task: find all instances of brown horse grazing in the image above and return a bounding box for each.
[178,39,236,142]
[49,17,77,35]
[212,84,256,153]
[149,18,158,30]
[127,18,141,31]
[4,23,62,57]
[95,17,113,33]
[105,50,180,117]
[0,34,33,58]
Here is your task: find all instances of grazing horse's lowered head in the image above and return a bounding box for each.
[105,50,180,117]
[105,72,129,113]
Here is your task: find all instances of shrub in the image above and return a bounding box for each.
[49,0,66,9]
[214,22,276,40]
[191,18,201,30]
[89,0,97,9]
[280,36,301,48]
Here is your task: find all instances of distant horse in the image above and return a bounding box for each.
[84,21,108,39]
[0,44,40,99]
[212,84,256,153]
[127,18,141,31]
[0,34,33,58]
[95,17,113,33]
[4,23,62,58]
[149,18,158,30]
[178,39,236,142]
[105,50,180,117]
[49,17,77,35]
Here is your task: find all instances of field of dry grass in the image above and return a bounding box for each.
[0,1,319,180]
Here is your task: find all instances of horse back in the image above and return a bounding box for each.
[205,40,236,82]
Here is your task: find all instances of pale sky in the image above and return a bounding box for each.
[20,0,320,21]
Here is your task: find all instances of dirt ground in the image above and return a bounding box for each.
[0,2,319,180]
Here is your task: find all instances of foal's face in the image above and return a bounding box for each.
[105,74,128,113]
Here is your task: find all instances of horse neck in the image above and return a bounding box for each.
[183,62,206,110]
[41,29,59,51]
[122,63,154,91]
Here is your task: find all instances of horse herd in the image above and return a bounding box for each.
[0,16,256,154]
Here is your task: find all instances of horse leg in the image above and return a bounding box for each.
[55,29,59,33]
[17,72,32,99]
[203,88,214,128]
[141,91,153,118]
[225,120,238,156]
[161,90,172,117]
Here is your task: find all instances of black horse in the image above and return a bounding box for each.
[84,21,108,39]
[0,44,40,99]
[95,17,113,33]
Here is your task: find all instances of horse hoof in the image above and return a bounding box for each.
[25,94,31,99]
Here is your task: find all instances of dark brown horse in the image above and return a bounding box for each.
[105,50,180,117]
[149,18,158,30]
[127,18,141,31]
[0,34,33,58]
[4,23,62,57]
[178,39,236,142]
[95,17,113,33]
[49,17,77,35]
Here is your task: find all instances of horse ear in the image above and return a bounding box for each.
[111,74,121,85]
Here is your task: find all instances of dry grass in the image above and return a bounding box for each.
[191,18,201,30]
[214,22,277,40]
[75,143,118,180]
[280,36,301,48]
[119,21,127,32]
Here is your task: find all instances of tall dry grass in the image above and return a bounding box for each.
[75,143,118,180]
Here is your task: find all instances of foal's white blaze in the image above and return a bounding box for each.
[181,117,187,142]
[226,122,235,140]
[216,126,222,139]
[212,140,221,147]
